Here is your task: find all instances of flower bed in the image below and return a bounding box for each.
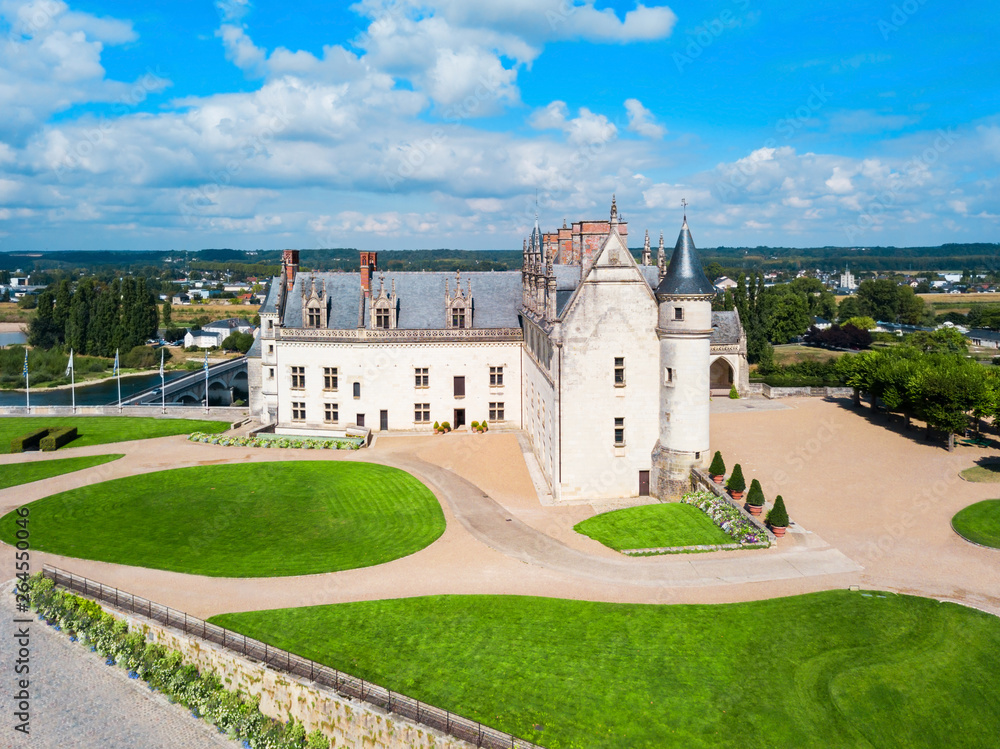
[188,432,363,450]
[21,574,329,749]
[680,490,771,548]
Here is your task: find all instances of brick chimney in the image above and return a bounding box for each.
[360,251,378,296]
[282,249,299,293]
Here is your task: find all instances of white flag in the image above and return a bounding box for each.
[159,348,164,377]
[65,350,74,377]
[113,349,120,376]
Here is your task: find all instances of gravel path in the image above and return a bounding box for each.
[1,582,240,749]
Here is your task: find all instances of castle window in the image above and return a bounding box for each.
[489,402,504,421]
[490,366,504,387]
[415,367,429,388]
[665,367,674,386]
[356,414,365,427]
[268,344,274,355]
[324,367,338,391]
[452,307,466,329]
[268,368,274,379]
[324,403,339,423]
[290,366,305,390]
[414,403,431,422]
[674,306,684,321]
[375,308,391,329]
[353,382,361,399]
[614,417,625,447]
[614,357,625,387]
[307,306,321,327]
[292,402,306,422]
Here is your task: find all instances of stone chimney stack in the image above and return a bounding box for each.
[360,251,378,296]
[282,250,300,294]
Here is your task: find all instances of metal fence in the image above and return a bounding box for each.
[43,565,542,749]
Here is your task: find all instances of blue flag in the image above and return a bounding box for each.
[203,351,208,371]
[22,349,28,379]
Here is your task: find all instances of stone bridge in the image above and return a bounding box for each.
[122,357,248,407]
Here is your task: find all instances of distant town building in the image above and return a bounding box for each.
[839,265,858,291]
[184,318,255,349]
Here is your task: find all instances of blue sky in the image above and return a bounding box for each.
[0,0,998,250]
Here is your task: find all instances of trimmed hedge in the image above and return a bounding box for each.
[746,478,765,507]
[767,495,790,528]
[708,451,726,477]
[10,428,49,453]
[40,427,78,452]
[726,463,746,493]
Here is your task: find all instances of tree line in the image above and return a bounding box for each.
[836,331,995,450]
[28,277,159,357]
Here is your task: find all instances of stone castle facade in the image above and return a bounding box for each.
[248,199,748,501]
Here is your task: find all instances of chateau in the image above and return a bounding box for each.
[248,200,748,501]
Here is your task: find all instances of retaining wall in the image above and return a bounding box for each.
[749,384,853,399]
[111,606,476,749]
[0,405,248,419]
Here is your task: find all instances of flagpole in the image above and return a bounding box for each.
[160,348,165,414]
[203,351,209,414]
[24,350,30,414]
[70,350,76,413]
[116,348,122,413]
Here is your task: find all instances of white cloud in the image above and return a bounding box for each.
[625,98,666,139]
[530,101,617,145]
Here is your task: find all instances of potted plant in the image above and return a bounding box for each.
[481,421,488,432]
[767,495,789,538]
[745,478,765,516]
[729,385,739,399]
[433,421,441,434]
[441,421,451,433]
[708,451,726,483]
[726,463,746,500]
[471,420,480,433]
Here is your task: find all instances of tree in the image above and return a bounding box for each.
[726,463,746,493]
[837,295,865,323]
[842,316,876,331]
[761,287,811,344]
[908,359,987,450]
[27,290,61,348]
[52,279,71,336]
[65,278,94,354]
[162,299,172,327]
[220,331,255,353]
[746,478,765,507]
[856,279,900,322]
[766,495,789,527]
[909,328,968,355]
[896,286,926,325]
[708,451,726,477]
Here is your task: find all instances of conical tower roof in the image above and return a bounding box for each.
[655,218,715,297]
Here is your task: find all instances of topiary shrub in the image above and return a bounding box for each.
[708,451,726,477]
[745,478,765,507]
[441,421,451,432]
[481,421,488,432]
[726,463,746,493]
[471,421,479,430]
[10,428,49,453]
[433,421,440,431]
[729,385,739,399]
[767,495,789,527]
[40,427,78,452]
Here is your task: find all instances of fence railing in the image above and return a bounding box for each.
[42,565,541,749]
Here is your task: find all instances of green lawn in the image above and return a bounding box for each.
[0,461,445,576]
[952,499,1000,548]
[0,454,123,490]
[960,460,1000,483]
[574,503,732,550]
[0,416,229,454]
[210,592,1000,749]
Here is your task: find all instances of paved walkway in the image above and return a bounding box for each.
[1,582,240,749]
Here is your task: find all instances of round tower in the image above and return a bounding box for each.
[650,213,716,499]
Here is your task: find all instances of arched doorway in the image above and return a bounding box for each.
[710,358,735,395]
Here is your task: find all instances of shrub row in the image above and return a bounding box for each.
[10,428,50,453]
[40,427,78,451]
[23,574,330,749]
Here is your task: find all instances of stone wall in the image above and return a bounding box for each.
[0,405,247,419]
[760,385,853,399]
[110,607,476,749]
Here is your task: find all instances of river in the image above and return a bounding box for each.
[0,370,246,407]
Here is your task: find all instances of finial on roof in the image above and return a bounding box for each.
[644,229,650,249]
[562,218,567,229]
[610,194,618,222]
[681,197,688,222]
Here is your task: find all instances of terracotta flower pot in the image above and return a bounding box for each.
[730,490,744,501]
[712,475,723,484]
[771,525,787,538]
[747,504,762,517]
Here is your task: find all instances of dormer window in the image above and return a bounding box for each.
[368,273,397,330]
[306,306,321,327]
[445,271,473,330]
[376,308,391,329]
[452,307,466,329]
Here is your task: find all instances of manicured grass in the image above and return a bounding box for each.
[0,461,445,576]
[211,592,1000,749]
[574,503,732,550]
[952,499,1000,549]
[0,454,123,490]
[0,416,229,454]
[959,460,1000,483]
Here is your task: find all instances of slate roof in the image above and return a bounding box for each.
[711,311,742,345]
[283,271,523,330]
[655,220,716,296]
[259,281,280,315]
[203,318,253,331]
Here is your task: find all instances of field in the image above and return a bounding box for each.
[573,503,732,551]
[951,500,1000,549]
[0,416,228,454]
[0,454,123,490]
[168,303,260,325]
[210,591,1000,749]
[772,344,844,367]
[959,460,1000,483]
[0,461,446,576]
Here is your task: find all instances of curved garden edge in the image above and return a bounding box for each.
[950,519,1000,551]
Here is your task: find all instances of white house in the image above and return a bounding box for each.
[184,318,255,349]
